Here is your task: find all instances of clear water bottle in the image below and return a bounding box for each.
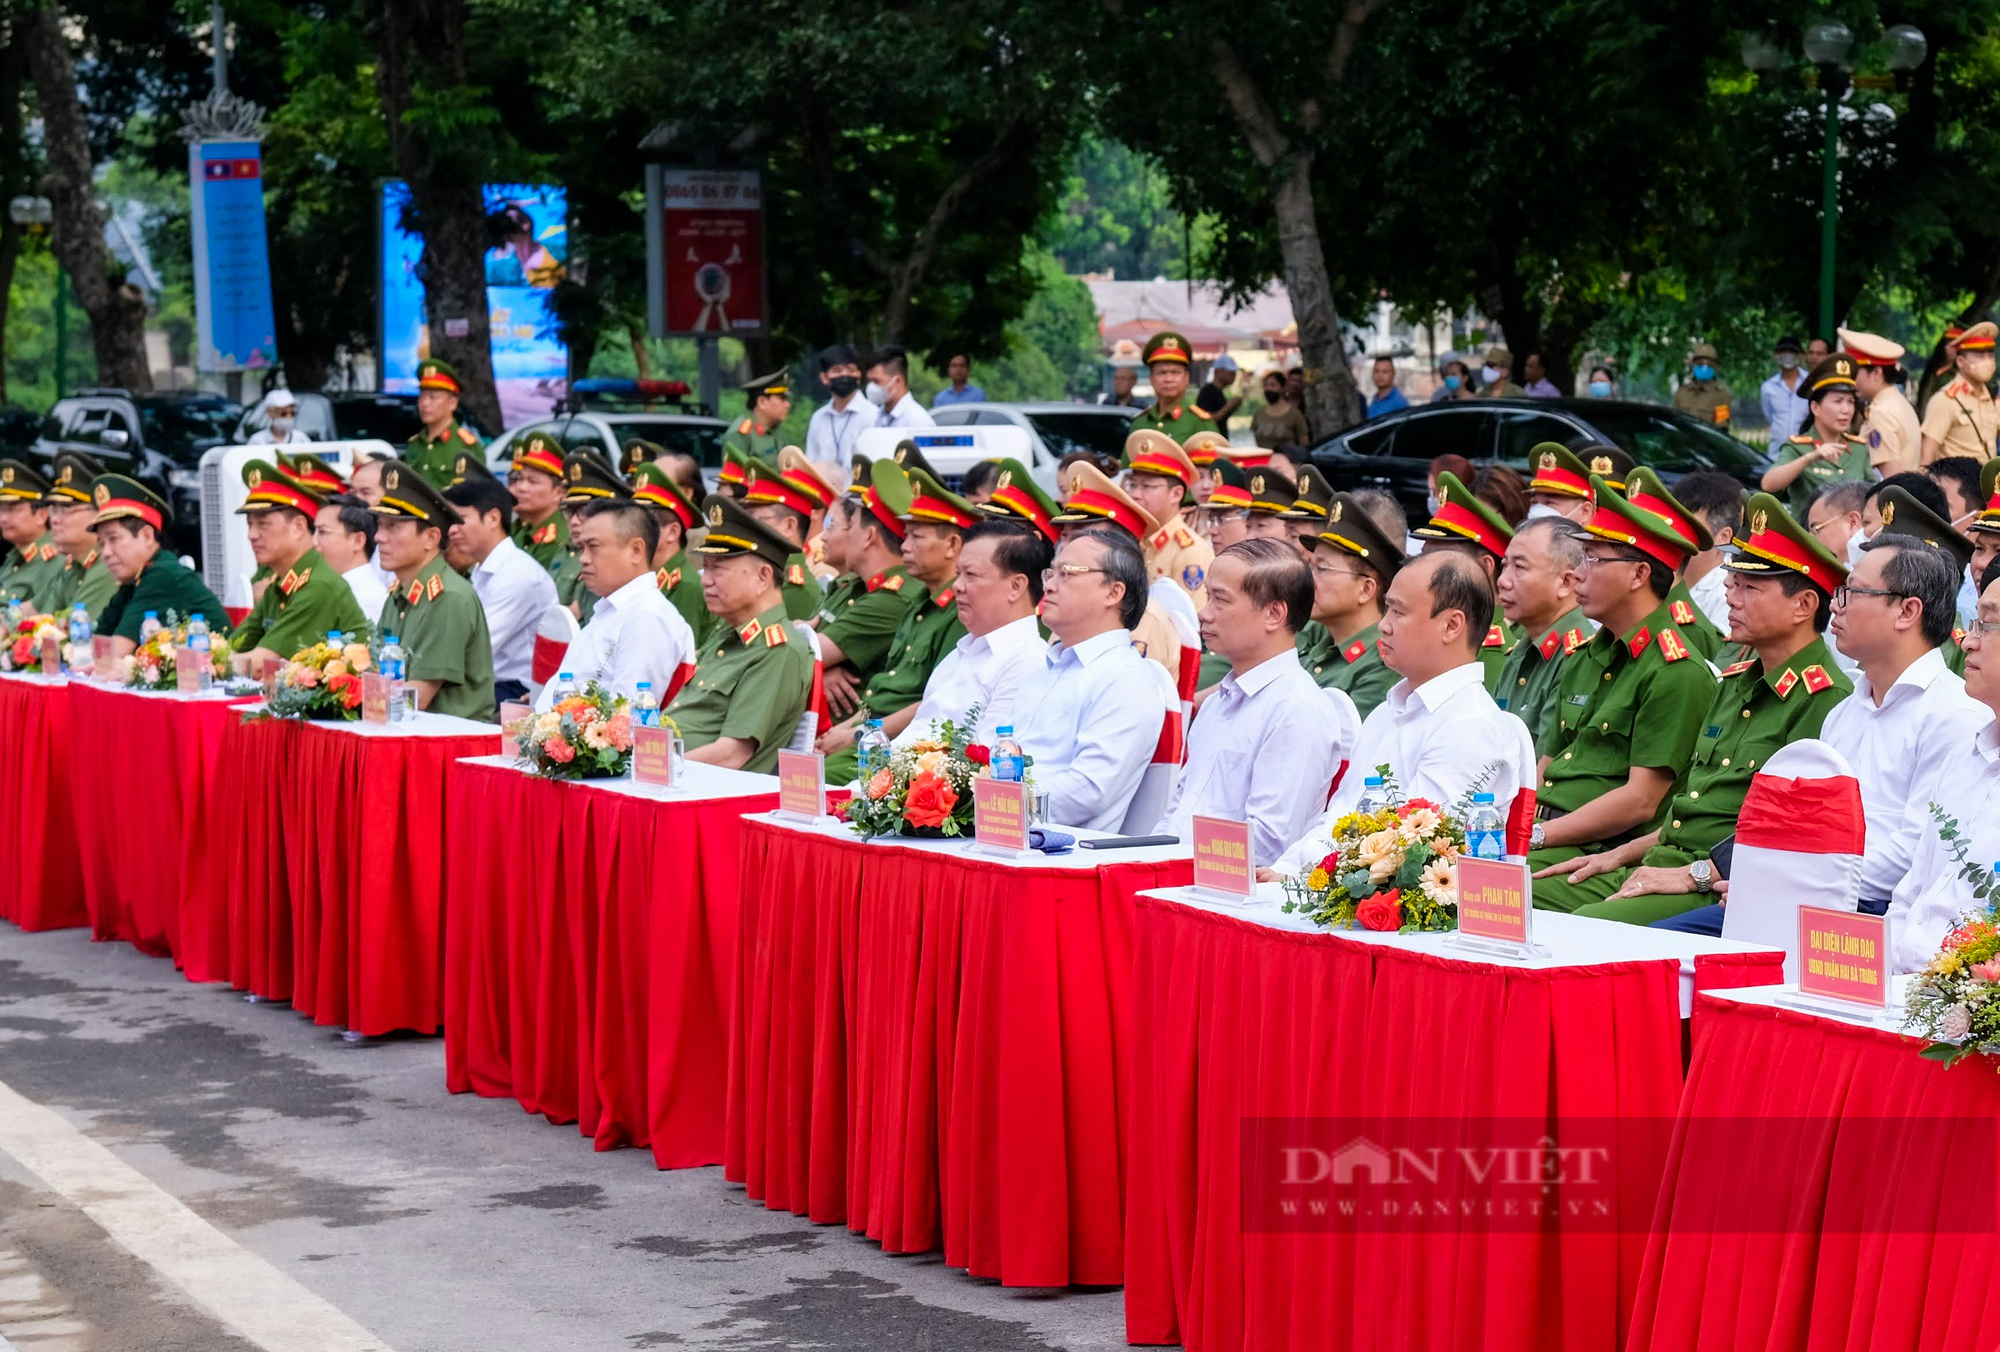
[632,681,659,727]
[1355,775,1389,815]
[379,634,409,720]
[856,719,891,780]
[550,670,576,705]
[186,613,213,691]
[1466,792,1505,861]
[67,604,90,658]
[327,629,345,649]
[990,725,1024,782]
[139,609,161,643]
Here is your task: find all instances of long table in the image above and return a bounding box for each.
[445,755,778,1168]
[0,673,84,933]
[725,814,1194,1288]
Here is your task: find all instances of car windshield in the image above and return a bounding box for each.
[332,400,425,444]
[1025,411,1132,462]
[605,418,727,468]
[137,400,242,466]
[1580,405,1770,474]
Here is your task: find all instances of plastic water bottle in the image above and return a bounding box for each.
[633,681,659,728]
[990,726,1025,782]
[67,604,90,658]
[550,670,576,705]
[7,597,23,630]
[139,610,161,642]
[327,629,345,649]
[379,634,409,720]
[1355,775,1389,815]
[856,719,891,780]
[186,614,213,690]
[1466,792,1505,861]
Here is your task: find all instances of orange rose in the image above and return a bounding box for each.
[902,770,958,829]
[865,767,894,800]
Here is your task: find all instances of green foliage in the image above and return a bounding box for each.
[1043,138,1194,280]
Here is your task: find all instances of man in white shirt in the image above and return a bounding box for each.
[1013,527,1170,831]
[895,519,1051,748]
[1158,539,1349,865]
[804,344,866,485]
[1267,551,1536,878]
[865,346,936,430]
[445,476,558,705]
[536,498,695,712]
[312,493,390,623]
[247,387,312,444]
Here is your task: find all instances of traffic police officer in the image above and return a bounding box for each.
[1122,429,1213,606]
[1129,331,1216,441]
[90,475,231,651]
[369,461,496,720]
[406,359,483,488]
[1182,430,1231,504]
[1766,354,1873,515]
[0,460,65,607]
[1672,342,1734,427]
[40,451,115,621]
[1412,470,1520,682]
[1921,319,1999,464]
[1841,327,1922,476]
[228,459,368,671]
[722,370,792,462]
[1296,491,1399,716]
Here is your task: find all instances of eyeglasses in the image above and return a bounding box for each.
[1580,552,1643,570]
[1967,617,2000,638]
[1310,560,1371,581]
[1832,583,1909,608]
[1041,563,1108,586]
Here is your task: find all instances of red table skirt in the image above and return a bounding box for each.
[67,684,255,971]
[725,818,1193,1287]
[1123,896,1786,1352]
[1626,995,2000,1352]
[0,679,84,933]
[444,760,775,1168]
[214,716,303,1000]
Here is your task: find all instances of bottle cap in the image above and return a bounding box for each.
[1473,793,1495,803]
[1364,775,1384,786]
[191,613,204,621]
[996,726,1013,736]
[559,671,573,680]
[144,610,157,617]
[637,681,652,690]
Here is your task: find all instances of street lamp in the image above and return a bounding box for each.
[8,196,65,396]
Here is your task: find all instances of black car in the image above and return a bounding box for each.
[1306,398,1780,523]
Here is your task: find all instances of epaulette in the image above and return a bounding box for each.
[884,573,905,592]
[765,623,788,648]
[1774,669,1799,699]
[533,522,558,546]
[1657,628,1691,662]
[427,572,443,601]
[1787,433,1815,445]
[738,419,755,434]
[1483,624,1506,648]
[787,563,805,586]
[456,425,478,445]
[1802,663,1833,693]
[1669,600,1696,627]
[1562,627,1585,655]
[1721,659,1757,677]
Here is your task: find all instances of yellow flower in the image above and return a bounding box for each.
[1306,866,1330,891]
[343,643,372,672]
[1357,829,1401,866]
[325,659,348,679]
[915,749,946,775]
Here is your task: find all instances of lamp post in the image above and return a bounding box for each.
[8,195,62,398]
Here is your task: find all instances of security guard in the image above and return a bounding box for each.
[507,430,578,593]
[1491,519,1593,745]
[1537,493,1852,921]
[0,460,66,607]
[1624,466,1726,659]
[1129,331,1216,441]
[406,359,483,487]
[1672,342,1734,428]
[668,495,815,774]
[741,448,833,624]
[40,451,115,621]
[1841,327,1923,476]
[1411,470,1520,682]
[630,461,708,640]
[1296,491,1399,716]
[1921,319,1999,464]
[90,475,231,651]
[722,370,792,462]
[1279,463,1338,553]
[1526,478,1718,905]
[1766,354,1872,516]
[227,459,367,670]
[1122,429,1213,606]
[368,461,496,720]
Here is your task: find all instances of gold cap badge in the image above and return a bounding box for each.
[1751,508,1768,535]
[247,467,262,487]
[1591,455,1613,475]
[1538,451,1557,470]
[1330,500,1344,522]
[93,484,109,507]
[1251,474,1266,493]
[707,503,724,526]
[1881,500,1897,525]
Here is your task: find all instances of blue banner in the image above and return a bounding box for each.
[188,140,279,373]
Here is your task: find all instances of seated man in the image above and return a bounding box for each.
[228,459,367,673]
[536,497,696,711]
[1524,442,1601,524]
[629,458,708,639]
[1266,550,1536,878]
[742,448,834,623]
[90,475,231,654]
[1625,466,1727,658]
[369,462,496,720]
[0,460,64,608]
[894,518,1051,748]
[1296,490,1403,717]
[1411,470,1518,682]
[445,473,556,705]
[1491,516,1591,744]
[315,493,389,622]
[667,496,815,773]
[1669,470,1747,635]
[1535,493,1851,922]
[1278,464,1338,553]
[1012,527,1171,831]
[40,451,115,622]
[1049,462,1189,686]
[1157,538,1349,865]
[812,466,918,719]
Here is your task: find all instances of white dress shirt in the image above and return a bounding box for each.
[1688,565,1731,637]
[894,614,1048,749]
[472,535,559,685]
[1156,647,1351,866]
[536,569,696,711]
[1014,627,1169,831]
[876,391,936,430]
[1273,660,1537,875]
[1820,647,1990,903]
[341,564,390,629]
[1887,715,2000,973]
[805,398,866,480]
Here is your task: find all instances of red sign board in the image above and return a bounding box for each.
[1798,905,1887,1007]
[973,777,1029,853]
[661,168,766,337]
[776,750,825,819]
[632,724,676,787]
[361,672,390,724]
[91,635,113,676]
[1457,857,1531,944]
[1192,816,1253,896]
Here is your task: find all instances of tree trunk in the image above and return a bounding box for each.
[19,3,151,393]
[1271,153,1361,439]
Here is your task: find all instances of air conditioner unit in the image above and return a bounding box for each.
[198,442,394,613]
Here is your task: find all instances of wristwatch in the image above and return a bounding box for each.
[1529,822,1546,851]
[1689,859,1715,893]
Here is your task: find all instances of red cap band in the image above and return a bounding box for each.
[1429,500,1509,557]
[988,484,1057,543]
[1062,488,1146,538]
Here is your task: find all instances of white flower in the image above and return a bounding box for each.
[1397,807,1441,843]
[1942,1003,1973,1042]
[1421,858,1458,898]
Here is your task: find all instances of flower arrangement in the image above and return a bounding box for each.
[839,709,1003,840]
[123,621,232,690]
[263,639,377,720]
[1278,766,1494,934]
[0,613,66,673]
[506,681,635,780]
[1902,805,2000,1068]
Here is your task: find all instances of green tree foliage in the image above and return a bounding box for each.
[1044,138,1192,280]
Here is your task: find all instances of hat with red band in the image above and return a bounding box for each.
[1725,491,1845,593]
[1582,473,1694,571]
[1051,462,1159,540]
[1836,327,1905,368]
[632,462,699,531]
[416,358,461,395]
[88,474,171,533]
[976,457,1061,543]
[1971,458,2000,535]
[1622,465,1712,551]
[744,446,838,520]
[235,458,325,517]
[511,429,567,480]
[903,466,978,529]
[1958,321,1998,353]
[1527,443,1593,500]
[1412,471,1514,558]
[280,451,346,495]
[1218,445,1274,472]
[1140,330,1193,367]
[1182,430,1231,468]
[1204,457,1254,509]
[1122,428,1197,487]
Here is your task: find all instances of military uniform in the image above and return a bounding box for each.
[42,549,115,622]
[653,549,707,641]
[404,360,483,487]
[370,463,495,720]
[740,449,836,627]
[722,416,782,462]
[227,460,369,657]
[87,475,228,642]
[666,602,813,775]
[722,369,791,463]
[0,460,63,608]
[1841,328,1924,475]
[1125,429,1213,605]
[1299,490,1404,718]
[1128,330,1216,442]
[1492,606,1592,746]
[1295,621,1395,718]
[823,580,966,783]
[820,564,915,685]
[1623,465,1726,659]
[815,572,866,626]
[1672,344,1734,428]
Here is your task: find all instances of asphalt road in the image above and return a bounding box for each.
[0,926,1132,1352]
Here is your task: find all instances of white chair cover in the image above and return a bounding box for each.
[1720,739,1867,983]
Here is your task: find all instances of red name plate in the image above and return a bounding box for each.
[361,672,390,724]
[1799,905,1886,1006]
[632,724,675,787]
[91,635,113,676]
[1192,815,1253,895]
[175,648,203,693]
[776,750,825,818]
[41,636,59,674]
[973,776,1028,852]
[1457,856,1530,943]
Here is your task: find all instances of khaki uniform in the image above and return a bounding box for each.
[42,549,116,624]
[665,601,814,775]
[1144,517,1213,608]
[377,555,495,722]
[1921,377,1999,462]
[1862,383,1923,475]
[1673,379,1734,427]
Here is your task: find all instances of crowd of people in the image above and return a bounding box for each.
[1,326,1995,969]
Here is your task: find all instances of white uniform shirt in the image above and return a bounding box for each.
[1014,627,1169,831]
[1887,716,2000,973]
[1820,647,1991,902]
[804,398,866,481]
[1156,647,1351,866]
[341,564,390,628]
[894,613,1048,749]
[1274,660,1536,875]
[472,535,559,685]
[1688,565,1731,637]
[876,391,936,430]
[536,570,696,711]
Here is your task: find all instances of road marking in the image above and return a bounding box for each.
[0,1077,396,1352]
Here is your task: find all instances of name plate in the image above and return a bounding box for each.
[1799,905,1886,1007]
[92,635,113,677]
[498,700,530,756]
[175,648,202,693]
[41,636,59,674]
[1191,815,1253,898]
[972,776,1029,854]
[1456,856,1531,944]
[361,672,390,724]
[776,750,826,820]
[632,723,676,787]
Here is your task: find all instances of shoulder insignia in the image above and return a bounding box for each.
[766,622,788,647]
[1954,626,1967,645]
[427,572,444,601]
[1628,626,1652,658]
[1774,669,1799,699]
[279,568,304,597]
[1670,600,1695,626]
[936,587,955,607]
[738,419,755,434]
[1563,627,1585,655]
[788,563,805,586]
[1721,658,1757,677]
[406,578,425,605]
[1131,638,1148,657]
[457,426,477,445]
[884,573,905,592]
[1191,404,1213,420]
[1483,624,1506,648]
[1344,640,1368,663]
[1538,630,1562,659]
[1658,628,1690,663]
[1150,528,1169,549]
[666,568,681,590]
[739,618,763,646]
[533,522,558,546]
[1802,663,1833,693]
[1174,523,1197,546]
[1181,563,1205,592]
[1788,433,1815,445]
[656,566,669,589]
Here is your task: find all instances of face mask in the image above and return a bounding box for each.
[270,415,295,436]
[1965,356,1997,384]
[1692,363,1716,382]
[1777,353,1799,370]
[1846,531,1868,566]
[1481,366,1505,385]
[864,380,890,407]
[1426,491,1440,515]
[1526,502,1567,521]
[826,375,859,399]
[1443,375,1462,392]
[1588,380,1612,398]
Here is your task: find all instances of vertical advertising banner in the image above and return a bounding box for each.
[660,169,767,337]
[188,141,279,373]
[380,182,570,427]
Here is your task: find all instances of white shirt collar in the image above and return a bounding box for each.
[1048,626,1131,668]
[342,562,376,581]
[1222,646,1300,699]
[1862,645,1952,707]
[962,612,1041,656]
[595,569,661,617]
[474,535,524,578]
[1396,660,1485,713]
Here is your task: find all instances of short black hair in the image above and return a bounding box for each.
[1861,535,1962,648]
[1422,551,1496,650]
[1671,471,1745,537]
[819,343,858,372]
[443,476,514,529]
[1807,481,1868,519]
[1983,553,2000,595]
[575,497,661,561]
[964,518,1053,605]
[868,345,909,380]
[1219,537,1313,632]
[1926,457,1983,514]
[1071,525,1149,630]
[323,493,377,553]
[1867,471,1949,519]
[960,460,1001,500]
[1776,572,1832,632]
[1597,541,1673,598]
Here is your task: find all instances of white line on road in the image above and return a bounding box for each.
[0,1076,397,1352]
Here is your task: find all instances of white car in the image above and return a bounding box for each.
[484,410,729,486]
[927,402,1138,485]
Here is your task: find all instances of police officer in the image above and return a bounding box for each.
[741,448,834,625]
[1279,463,1338,554]
[1129,331,1216,441]
[1921,320,2000,464]
[1122,429,1214,606]
[1296,491,1400,716]
[1411,470,1520,682]
[1240,464,1300,544]
[558,450,633,625]
[1535,492,1852,921]
[975,456,1062,547]
[722,370,792,462]
[406,359,483,488]
[227,459,368,672]
[1841,328,1923,476]
[1491,517,1593,745]
[445,450,499,489]
[40,451,115,622]
[813,461,920,716]
[1182,430,1231,505]
[630,460,708,641]
[1672,342,1734,428]
[90,475,231,653]
[1624,466,1727,659]
[506,430,578,595]
[368,461,496,720]
[1764,354,1873,515]
[668,496,816,774]
[0,461,65,608]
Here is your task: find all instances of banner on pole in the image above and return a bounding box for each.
[658,169,767,338]
[188,140,279,374]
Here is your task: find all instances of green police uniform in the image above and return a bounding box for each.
[509,430,579,588]
[740,450,836,628]
[815,572,866,626]
[559,449,635,629]
[232,548,367,658]
[1299,490,1404,718]
[1622,465,1726,660]
[1128,330,1216,442]
[654,549,708,641]
[722,369,791,462]
[0,534,65,609]
[1775,434,1872,516]
[823,580,966,784]
[1410,469,1518,686]
[820,564,916,685]
[42,550,116,623]
[629,460,708,639]
[1296,621,1396,718]
[1492,606,1593,746]
[370,461,495,721]
[406,359,483,487]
